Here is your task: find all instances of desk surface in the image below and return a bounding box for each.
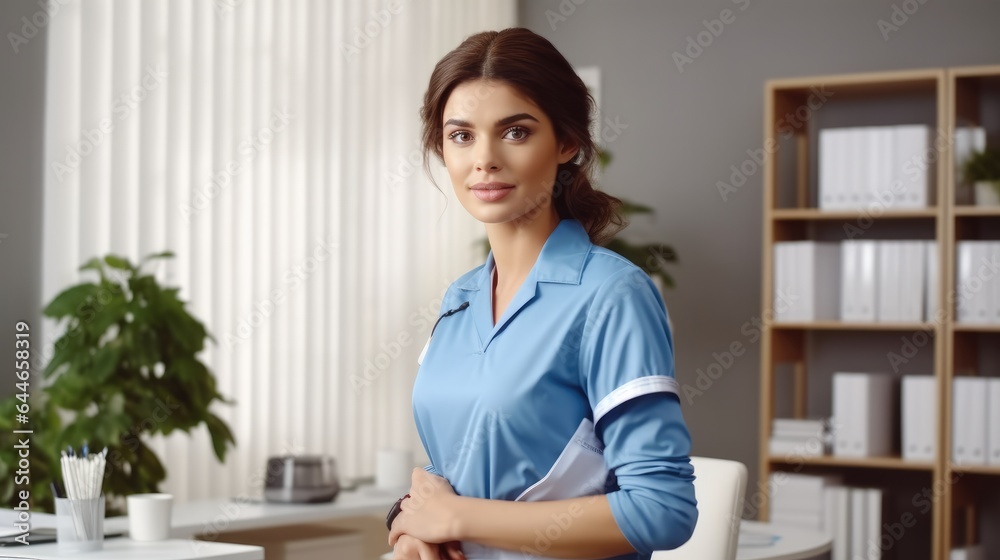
[158,485,401,539]
[0,539,263,560]
[737,520,832,560]
[1,486,398,557]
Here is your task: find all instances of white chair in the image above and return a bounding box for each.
[652,456,749,560]
[382,456,748,560]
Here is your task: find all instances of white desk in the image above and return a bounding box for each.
[0,539,263,559]
[154,485,401,539]
[1,486,398,559]
[737,520,832,560]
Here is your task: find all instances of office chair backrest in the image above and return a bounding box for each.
[652,456,748,560]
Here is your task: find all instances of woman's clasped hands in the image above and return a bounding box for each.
[388,468,467,560]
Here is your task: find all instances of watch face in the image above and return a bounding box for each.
[386,497,404,530]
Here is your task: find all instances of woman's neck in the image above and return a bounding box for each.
[484,210,561,291]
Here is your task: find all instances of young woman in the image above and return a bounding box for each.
[386,28,697,560]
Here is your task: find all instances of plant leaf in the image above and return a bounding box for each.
[42,283,99,319]
[78,257,106,279]
[87,288,128,338]
[104,255,134,271]
[89,342,121,383]
[619,199,655,215]
[140,251,175,266]
[204,413,236,462]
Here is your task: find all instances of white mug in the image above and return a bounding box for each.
[126,493,173,541]
[376,449,413,491]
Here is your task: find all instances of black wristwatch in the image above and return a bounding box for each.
[385,494,409,531]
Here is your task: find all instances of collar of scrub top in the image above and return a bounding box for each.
[452,218,593,352]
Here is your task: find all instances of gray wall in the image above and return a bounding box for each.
[0,0,47,399]
[519,0,1000,507]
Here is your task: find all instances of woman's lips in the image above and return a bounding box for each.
[470,183,514,202]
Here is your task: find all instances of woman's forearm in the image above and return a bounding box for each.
[453,494,636,559]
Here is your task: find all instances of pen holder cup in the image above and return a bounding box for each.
[55,496,105,552]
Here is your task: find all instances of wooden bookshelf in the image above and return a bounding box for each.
[953,206,1000,217]
[769,321,937,331]
[950,465,1000,476]
[942,64,1000,560]
[760,65,1000,560]
[769,455,935,471]
[952,323,1000,333]
[772,208,939,220]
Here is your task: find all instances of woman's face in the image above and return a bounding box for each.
[441,79,577,226]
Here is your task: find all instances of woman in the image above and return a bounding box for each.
[387,28,697,560]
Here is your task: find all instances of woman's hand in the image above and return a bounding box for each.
[391,534,465,560]
[388,468,464,547]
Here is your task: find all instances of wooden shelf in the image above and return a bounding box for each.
[950,465,1000,476]
[772,208,939,220]
[952,323,1000,333]
[770,320,937,331]
[767,68,941,96]
[760,66,1000,560]
[953,206,1000,217]
[769,455,935,471]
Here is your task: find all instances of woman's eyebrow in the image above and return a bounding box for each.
[443,113,540,128]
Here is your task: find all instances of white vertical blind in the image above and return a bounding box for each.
[42,0,513,502]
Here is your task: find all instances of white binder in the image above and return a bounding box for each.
[833,372,895,457]
[987,379,1000,466]
[952,377,988,466]
[902,376,936,462]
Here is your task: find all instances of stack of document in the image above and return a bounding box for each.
[952,377,1000,466]
[773,241,841,322]
[901,376,937,462]
[769,475,890,560]
[840,239,936,323]
[823,485,887,560]
[955,241,1000,325]
[876,241,932,322]
[832,372,896,458]
[818,125,932,211]
[776,240,937,323]
[769,418,830,457]
[768,472,841,531]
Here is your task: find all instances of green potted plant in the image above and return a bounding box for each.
[596,149,678,291]
[963,148,1000,206]
[600,198,678,292]
[0,252,236,515]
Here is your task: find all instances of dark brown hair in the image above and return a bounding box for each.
[419,27,624,245]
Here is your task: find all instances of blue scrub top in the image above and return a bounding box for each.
[412,218,697,559]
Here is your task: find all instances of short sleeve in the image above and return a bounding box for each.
[579,267,679,430]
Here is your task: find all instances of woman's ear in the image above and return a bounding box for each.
[557,141,579,165]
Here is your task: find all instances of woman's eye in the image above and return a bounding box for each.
[448,131,472,144]
[503,126,530,141]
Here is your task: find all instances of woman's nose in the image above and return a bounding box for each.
[474,141,501,172]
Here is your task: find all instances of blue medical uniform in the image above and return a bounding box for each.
[412,218,697,560]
